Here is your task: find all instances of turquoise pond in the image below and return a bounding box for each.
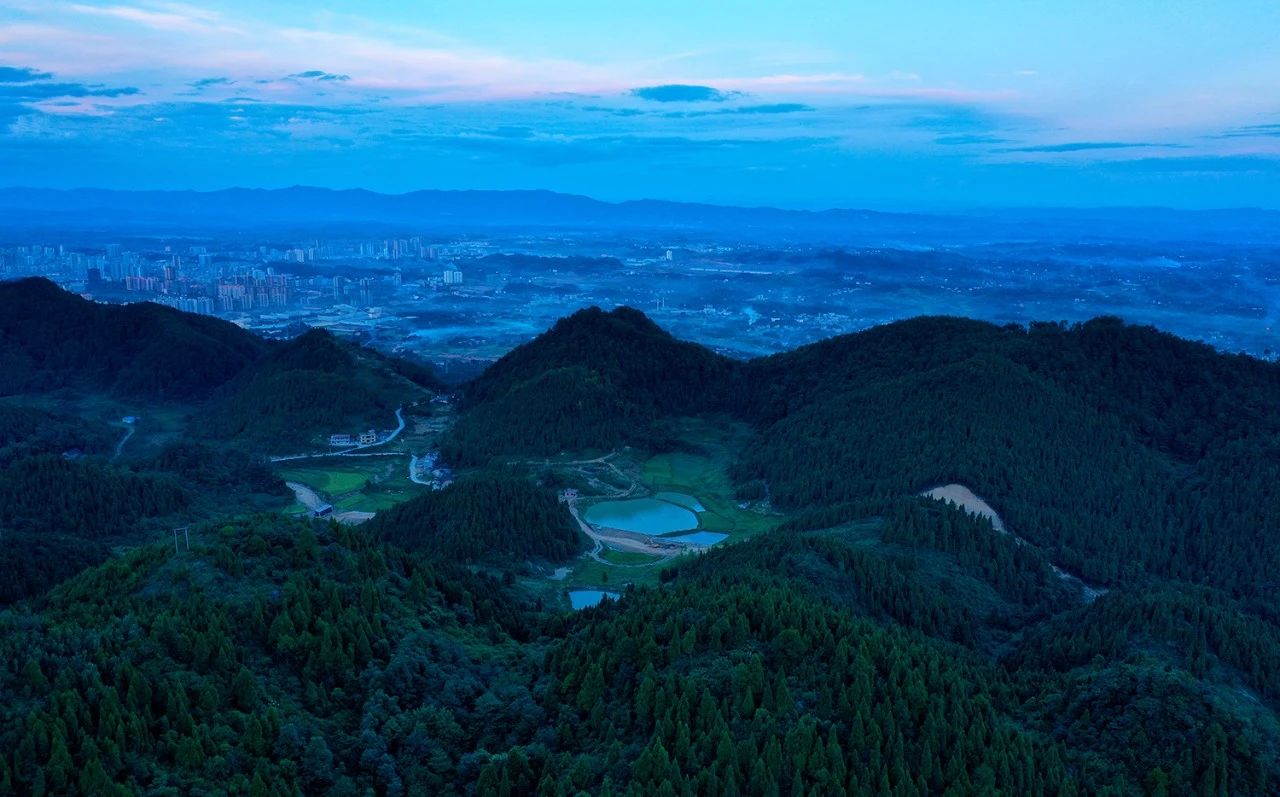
[667,531,728,546]
[569,590,620,610]
[584,498,699,535]
[654,491,705,512]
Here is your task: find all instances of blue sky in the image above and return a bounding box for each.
[0,0,1278,209]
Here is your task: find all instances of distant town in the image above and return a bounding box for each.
[3,225,1276,372]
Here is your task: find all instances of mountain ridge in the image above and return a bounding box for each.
[3,186,1278,241]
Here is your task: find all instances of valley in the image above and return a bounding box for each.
[1,283,1278,796]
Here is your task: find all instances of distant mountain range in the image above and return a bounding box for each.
[1,186,1278,243]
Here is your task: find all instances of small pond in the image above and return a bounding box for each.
[569,590,620,610]
[584,498,699,535]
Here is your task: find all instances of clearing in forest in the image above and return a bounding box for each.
[921,484,1007,532]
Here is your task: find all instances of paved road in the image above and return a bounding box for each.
[565,498,680,565]
[286,481,324,511]
[271,407,406,462]
[111,425,135,462]
[408,454,432,485]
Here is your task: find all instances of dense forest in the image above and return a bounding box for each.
[203,328,437,448]
[2,293,1279,794]
[367,474,584,563]
[0,279,443,450]
[0,440,291,606]
[0,277,266,400]
[0,400,114,464]
[732,316,1280,598]
[445,307,736,464]
[3,511,1274,795]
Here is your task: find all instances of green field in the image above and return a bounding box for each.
[550,417,784,595]
[600,548,664,565]
[278,466,370,495]
[276,457,423,514]
[641,422,780,541]
[566,556,673,592]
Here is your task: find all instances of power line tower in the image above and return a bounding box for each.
[172,526,190,553]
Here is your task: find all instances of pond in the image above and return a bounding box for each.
[569,590,620,610]
[667,531,728,547]
[584,498,699,535]
[655,491,706,512]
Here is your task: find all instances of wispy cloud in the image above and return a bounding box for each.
[289,70,351,82]
[935,133,1010,146]
[67,2,239,34]
[2,0,1274,207]
[0,66,54,83]
[630,84,739,102]
[997,141,1163,153]
[1215,122,1280,139]
[190,76,231,89]
[0,82,140,100]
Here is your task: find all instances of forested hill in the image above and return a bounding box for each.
[203,328,440,447]
[449,305,1279,597]
[444,306,737,464]
[3,510,1275,794]
[733,315,1280,597]
[0,283,442,601]
[0,280,443,448]
[2,296,1280,794]
[0,277,267,400]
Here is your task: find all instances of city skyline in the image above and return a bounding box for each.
[1,1,1278,209]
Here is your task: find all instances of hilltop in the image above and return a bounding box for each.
[0,279,442,449]
[443,306,736,464]
[0,277,266,401]
[204,327,441,448]
[0,282,444,603]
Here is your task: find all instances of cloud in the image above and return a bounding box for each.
[191,77,232,89]
[289,70,351,82]
[630,84,739,103]
[734,103,813,115]
[1101,154,1280,175]
[0,83,140,100]
[998,141,1159,153]
[657,102,817,119]
[581,105,645,117]
[1216,123,1280,139]
[0,66,53,83]
[936,133,1010,146]
[489,125,535,139]
[67,3,238,34]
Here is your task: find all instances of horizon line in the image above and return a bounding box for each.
[1,184,1277,217]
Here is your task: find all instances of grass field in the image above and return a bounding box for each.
[552,417,786,598]
[567,557,672,591]
[277,466,370,495]
[644,457,777,539]
[276,456,423,515]
[600,548,664,565]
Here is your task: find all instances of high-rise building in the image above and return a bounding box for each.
[442,268,464,285]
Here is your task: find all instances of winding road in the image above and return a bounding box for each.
[408,454,432,485]
[270,407,406,462]
[111,425,135,462]
[564,496,681,565]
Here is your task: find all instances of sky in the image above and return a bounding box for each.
[1,0,1278,209]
